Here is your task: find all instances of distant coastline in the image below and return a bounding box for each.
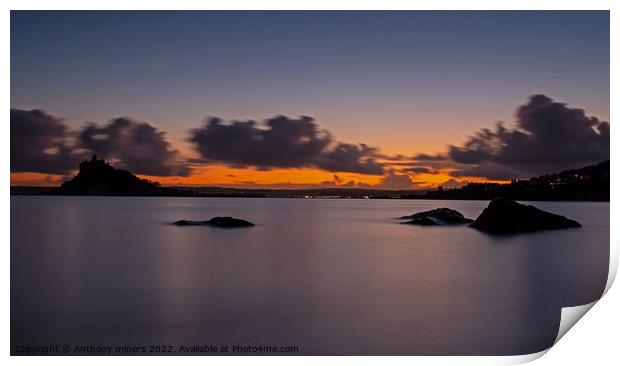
[11,159,610,202]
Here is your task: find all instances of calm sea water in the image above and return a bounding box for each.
[11,197,609,355]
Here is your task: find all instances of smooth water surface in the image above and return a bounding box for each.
[11,197,609,355]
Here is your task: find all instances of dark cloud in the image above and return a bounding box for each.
[188,115,386,175]
[389,154,456,172]
[403,166,437,174]
[314,143,384,175]
[11,109,79,174]
[79,118,190,176]
[12,109,191,177]
[374,153,410,161]
[411,153,446,161]
[448,94,609,179]
[189,116,330,168]
[450,162,521,180]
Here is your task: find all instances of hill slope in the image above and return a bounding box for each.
[424,160,609,201]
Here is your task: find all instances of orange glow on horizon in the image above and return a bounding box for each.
[11,172,66,187]
[137,165,384,188]
[11,165,508,190]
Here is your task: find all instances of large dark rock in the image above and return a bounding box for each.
[400,208,473,226]
[173,217,255,228]
[469,198,581,234]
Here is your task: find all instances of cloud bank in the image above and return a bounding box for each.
[79,118,190,176]
[188,115,386,175]
[447,94,609,179]
[11,109,190,177]
[10,109,77,174]
[12,94,609,186]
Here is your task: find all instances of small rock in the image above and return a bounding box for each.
[400,208,473,226]
[173,217,254,228]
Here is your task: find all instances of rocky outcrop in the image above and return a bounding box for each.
[400,208,474,226]
[469,198,581,234]
[173,217,255,228]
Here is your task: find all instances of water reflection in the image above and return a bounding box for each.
[11,197,608,355]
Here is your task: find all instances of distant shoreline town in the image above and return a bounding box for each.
[10,156,609,202]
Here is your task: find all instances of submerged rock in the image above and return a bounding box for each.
[173,217,254,228]
[469,198,581,234]
[400,208,474,226]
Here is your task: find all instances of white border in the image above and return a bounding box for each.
[3,1,617,365]
[3,0,618,10]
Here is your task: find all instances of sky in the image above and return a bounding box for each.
[10,11,610,189]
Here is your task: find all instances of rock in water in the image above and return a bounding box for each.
[469,198,581,234]
[400,208,474,226]
[208,217,255,228]
[173,217,254,228]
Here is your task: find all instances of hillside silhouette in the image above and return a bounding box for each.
[420,160,610,201]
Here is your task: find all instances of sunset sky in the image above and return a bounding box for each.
[10,11,610,189]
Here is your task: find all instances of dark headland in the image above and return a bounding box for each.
[10,157,609,201]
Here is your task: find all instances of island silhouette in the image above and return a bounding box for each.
[51,155,181,196]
